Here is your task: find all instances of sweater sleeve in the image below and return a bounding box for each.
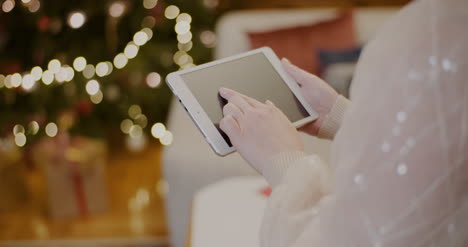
[261,153,331,247]
[317,95,350,140]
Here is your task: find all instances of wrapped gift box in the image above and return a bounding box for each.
[32,134,108,219]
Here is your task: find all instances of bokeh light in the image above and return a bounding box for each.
[164,5,180,19]
[45,122,58,137]
[68,11,86,29]
[86,80,100,95]
[146,72,161,88]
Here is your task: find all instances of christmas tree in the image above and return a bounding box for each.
[0,0,217,149]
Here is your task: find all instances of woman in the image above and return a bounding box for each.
[219,0,468,246]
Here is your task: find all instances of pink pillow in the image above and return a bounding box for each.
[247,12,356,74]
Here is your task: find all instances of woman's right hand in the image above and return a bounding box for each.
[281,58,339,137]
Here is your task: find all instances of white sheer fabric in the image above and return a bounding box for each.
[260,0,468,246]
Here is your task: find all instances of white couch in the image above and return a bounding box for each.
[162,8,398,247]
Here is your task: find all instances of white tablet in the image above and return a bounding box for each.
[166,47,318,156]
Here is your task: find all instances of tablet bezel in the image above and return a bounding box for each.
[166,47,318,156]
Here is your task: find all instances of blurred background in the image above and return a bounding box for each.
[0,0,409,247]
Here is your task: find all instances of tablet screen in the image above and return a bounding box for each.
[181,53,308,146]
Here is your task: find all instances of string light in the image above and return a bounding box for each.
[86,80,100,95]
[83,64,95,79]
[13,124,26,136]
[109,1,126,18]
[178,41,193,52]
[133,31,149,46]
[164,5,180,19]
[124,43,139,59]
[27,0,40,12]
[11,73,22,88]
[113,53,128,69]
[176,13,192,23]
[2,0,15,13]
[175,21,190,35]
[129,125,143,138]
[120,119,133,134]
[177,32,192,44]
[45,122,58,137]
[151,123,166,138]
[146,72,161,88]
[141,28,153,40]
[141,16,156,28]
[48,59,61,73]
[28,121,40,135]
[128,105,142,119]
[200,30,217,48]
[160,130,173,145]
[31,66,43,81]
[68,11,86,29]
[96,62,110,77]
[143,0,158,9]
[90,90,103,104]
[15,133,27,147]
[134,114,148,128]
[21,74,35,91]
[41,70,54,85]
[21,0,31,4]
[73,57,87,71]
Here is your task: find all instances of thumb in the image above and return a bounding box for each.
[219,115,240,140]
[281,58,319,88]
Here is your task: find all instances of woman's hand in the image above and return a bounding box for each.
[219,88,304,174]
[281,58,339,136]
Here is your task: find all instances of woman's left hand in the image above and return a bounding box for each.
[219,88,304,174]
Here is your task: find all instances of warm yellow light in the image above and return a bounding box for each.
[176,13,192,23]
[96,62,109,77]
[177,32,192,44]
[45,122,58,137]
[141,28,153,40]
[2,0,15,12]
[109,1,126,18]
[90,90,103,104]
[48,59,61,73]
[134,114,148,128]
[175,21,190,35]
[68,11,86,29]
[31,66,43,81]
[28,121,40,135]
[124,43,139,59]
[129,125,143,138]
[41,70,54,85]
[55,67,67,83]
[133,31,149,46]
[151,123,166,138]
[178,41,193,52]
[11,73,22,88]
[21,74,35,90]
[27,0,40,12]
[160,130,173,145]
[86,80,100,95]
[21,0,31,4]
[164,5,180,19]
[73,57,87,71]
[83,64,95,79]
[4,75,13,88]
[13,124,25,136]
[146,72,161,88]
[128,105,142,119]
[120,119,133,134]
[113,53,128,69]
[15,133,27,147]
[64,66,75,81]
[143,0,158,9]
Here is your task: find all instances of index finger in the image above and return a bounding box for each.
[219,87,263,108]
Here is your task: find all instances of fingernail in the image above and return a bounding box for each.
[282,58,291,64]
